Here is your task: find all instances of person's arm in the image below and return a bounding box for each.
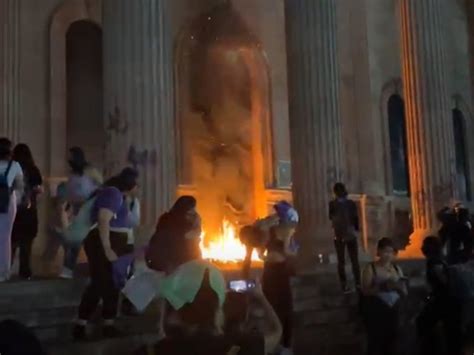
[129,198,141,228]
[351,200,360,232]
[59,201,70,231]
[31,166,43,194]
[98,208,117,261]
[393,267,408,296]
[361,264,379,296]
[250,280,282,355]
[329,201,335,220]
[283,235,297,257]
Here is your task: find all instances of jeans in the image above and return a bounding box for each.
[78,229,128,321]
[334,238,361,287]
[46,228,80,271]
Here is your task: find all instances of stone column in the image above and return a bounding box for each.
[0,0,21,141]
[285,0,344,262]
[399,0,457,252]
[103,0,176,226]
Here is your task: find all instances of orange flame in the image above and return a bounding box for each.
[200,220,261,263]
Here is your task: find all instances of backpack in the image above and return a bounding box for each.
[0,161,13,213]
[331,199,357,241]
[446,260,474,301]
[63,196,97,247]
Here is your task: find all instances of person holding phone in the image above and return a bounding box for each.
[361,238,407,355]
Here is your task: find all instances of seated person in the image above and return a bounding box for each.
[136,260,282,355]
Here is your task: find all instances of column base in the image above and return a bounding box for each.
[295,227,334,272]
[398,228,436,258]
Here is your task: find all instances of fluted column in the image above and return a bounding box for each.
[0,0,21,141]
[103,0,176,225]
[285,0,344,260]
[400,0,457,251]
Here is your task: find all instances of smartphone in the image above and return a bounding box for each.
[228,279,256,293]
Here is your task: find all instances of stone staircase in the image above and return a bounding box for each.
[0,261,428,355]
[291,271,365,355]
[0,278,159,355]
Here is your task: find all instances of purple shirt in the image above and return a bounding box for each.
[91,187,129,228]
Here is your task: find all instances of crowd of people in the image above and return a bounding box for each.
[0,135,472,354]
[328,183,474,355]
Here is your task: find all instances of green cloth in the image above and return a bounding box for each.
[159,260,226,310]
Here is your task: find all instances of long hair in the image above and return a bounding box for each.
[104,167,138,192]
[68,147,88,175]
[13,144,36,173]
[0,138,12,160]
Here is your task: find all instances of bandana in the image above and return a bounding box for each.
[274,201,299,224]
[159,260,226,310]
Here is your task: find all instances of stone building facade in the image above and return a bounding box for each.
[1,0,473,265]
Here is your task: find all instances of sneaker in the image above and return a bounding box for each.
[103,325,123,338]
[60,268,73,279]
[73,325,87,341]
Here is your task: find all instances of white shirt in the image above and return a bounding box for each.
[0,160,23,188]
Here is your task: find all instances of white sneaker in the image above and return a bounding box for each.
[59,268,73,279]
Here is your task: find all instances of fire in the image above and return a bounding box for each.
[200,220,261,263]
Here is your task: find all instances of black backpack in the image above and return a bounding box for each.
[0,161,13,213]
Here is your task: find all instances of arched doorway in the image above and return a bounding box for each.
[175,3,273,236]
[452,108,471,201]
[66,21,104,168]
[49,0,102,181]
[387,94,409,196]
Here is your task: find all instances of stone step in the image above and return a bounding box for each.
[48,333,159,355]
[293,293,358,313]
[0,278,86,312]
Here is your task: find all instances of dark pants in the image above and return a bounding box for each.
[417,296,464,355]
[11,238,33,279]
[78,229,128,321]
[11,207,38,279]
[363,297,400,355]
[334,238,361,288]
[262,261,293,348]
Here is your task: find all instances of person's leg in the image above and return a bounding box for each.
[19,238,33,279]
[444,303,464,355]
[75,231,107,339]
[347,239,361,287]
[334,239,347,290]
[100,232,129,334]
[416,298,443,355]
[63,244,81,272]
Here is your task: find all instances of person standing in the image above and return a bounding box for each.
[0,138,24,282]
[43,182,77,278]
[66,147,102,215]
[417,236,464,355]
[73,169,138,340]
[361,238,407,355]
[11,144,43,279]
[146,196,202,274]
[262,201,299,355]
[329,182,361,293]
